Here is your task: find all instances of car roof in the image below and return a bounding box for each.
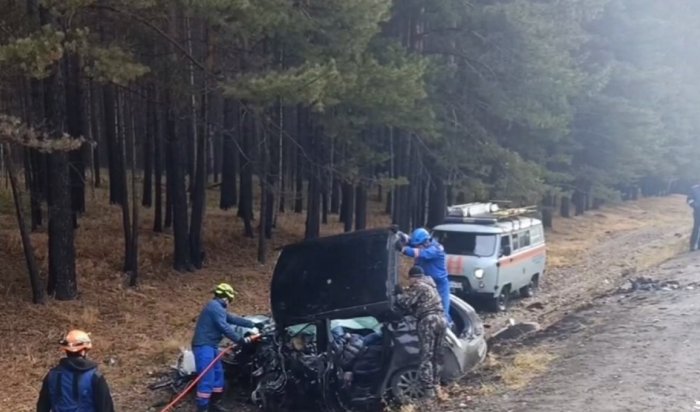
[434,217,542,234]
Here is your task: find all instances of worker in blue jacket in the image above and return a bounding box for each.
[191,283,257,412]
[37,330,115,412]
[396,228,453,325]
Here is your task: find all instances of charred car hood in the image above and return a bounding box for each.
[270,229,398,327]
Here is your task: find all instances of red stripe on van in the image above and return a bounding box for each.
[446,255,465,275]
[499,244,546,268]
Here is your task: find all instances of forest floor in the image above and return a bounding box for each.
[0,188,691,411]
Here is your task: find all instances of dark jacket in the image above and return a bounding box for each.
[37,356,114,412]
[396,276,444,320]
[192,298,255,347]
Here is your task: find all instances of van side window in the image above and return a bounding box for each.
[521,230,531,248]
[530,225,543,244]
[511,233,520,250]
[500,235,510,255]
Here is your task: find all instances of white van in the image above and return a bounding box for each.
[432,203,547,312]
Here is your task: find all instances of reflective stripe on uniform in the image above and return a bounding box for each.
[196,392,211,399]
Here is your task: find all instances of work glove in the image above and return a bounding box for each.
[394,239,404,253]
[241,334,260,346]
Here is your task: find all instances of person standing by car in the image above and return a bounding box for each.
[688,184,700,251]
[396,228,452,325]
[37,330,115,412]
[395,266,448,400]
[191,283,257,412]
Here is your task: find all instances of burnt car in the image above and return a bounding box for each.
[223,229,487,411]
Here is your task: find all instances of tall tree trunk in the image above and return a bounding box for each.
[305,123,321,240]
[127,99,139,285]
[355,184,367,231]
[392,129,411,230]
[164,131,174,229]
[153,86,164,232]
[426,173,446,228]
[65,54,85,223]
[5,145,44,304]
[44,43,77,300]
[166,8,191,270]
[118,93,133,274]
[321,180,329,224]
[26,0,44,229]
[220,99,238,209]
[167,98,191,270]
[104,84,123,205]
[560,196,571,218]
[258,120,269,263]
[238,105,254,237]
[185,16,197,185]
[211,90,223,184]
[189,60,208,269]
[294,105,304,213]
[330,177,340,214]
[142,88,154,208]
[341,182,354,232]
[90,81,101,188]
[385,190,392,215]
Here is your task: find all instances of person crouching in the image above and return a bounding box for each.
[395,266,448,399]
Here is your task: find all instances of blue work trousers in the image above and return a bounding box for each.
[193,345,224,408]
[432,276,453,324]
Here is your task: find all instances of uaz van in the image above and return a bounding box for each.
[432,203,546,312]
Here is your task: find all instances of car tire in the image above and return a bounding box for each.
[519,276,539,298]
[390,367,425,404]
[490,286,510,312]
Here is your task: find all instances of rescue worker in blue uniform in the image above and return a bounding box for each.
[191,283,257,412]
[396,228,452,325]
[688,184,700,251]
[37,330,115,412]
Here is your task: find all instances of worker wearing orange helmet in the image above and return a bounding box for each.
[37,330,115,412]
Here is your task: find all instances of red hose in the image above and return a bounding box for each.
[159,334,261,411]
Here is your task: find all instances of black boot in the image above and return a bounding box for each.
[209,392,226,412]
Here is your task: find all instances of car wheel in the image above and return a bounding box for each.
[490,286,510,312]
[390,367,425,404]
[519,276,539,298]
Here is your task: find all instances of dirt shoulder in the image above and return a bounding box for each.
[467,251,700,412]
[0,193,692,411]
[480,195,691,336]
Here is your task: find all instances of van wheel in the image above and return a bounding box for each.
[490,286,510,312]
[520,276,539,298]
[390,367,425,404]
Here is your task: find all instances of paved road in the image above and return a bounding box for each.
[474,252,700,412]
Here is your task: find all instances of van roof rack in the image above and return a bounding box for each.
[444,202,538,225]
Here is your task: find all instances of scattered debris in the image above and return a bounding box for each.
[617,276,681,293]
[489,322,541,343]
[526,302,545,311]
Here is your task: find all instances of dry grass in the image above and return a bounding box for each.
[499,350,556,390]
[0,187,690,411]
[545,196,690,269]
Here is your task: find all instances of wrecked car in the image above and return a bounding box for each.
[223,228,487,411]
